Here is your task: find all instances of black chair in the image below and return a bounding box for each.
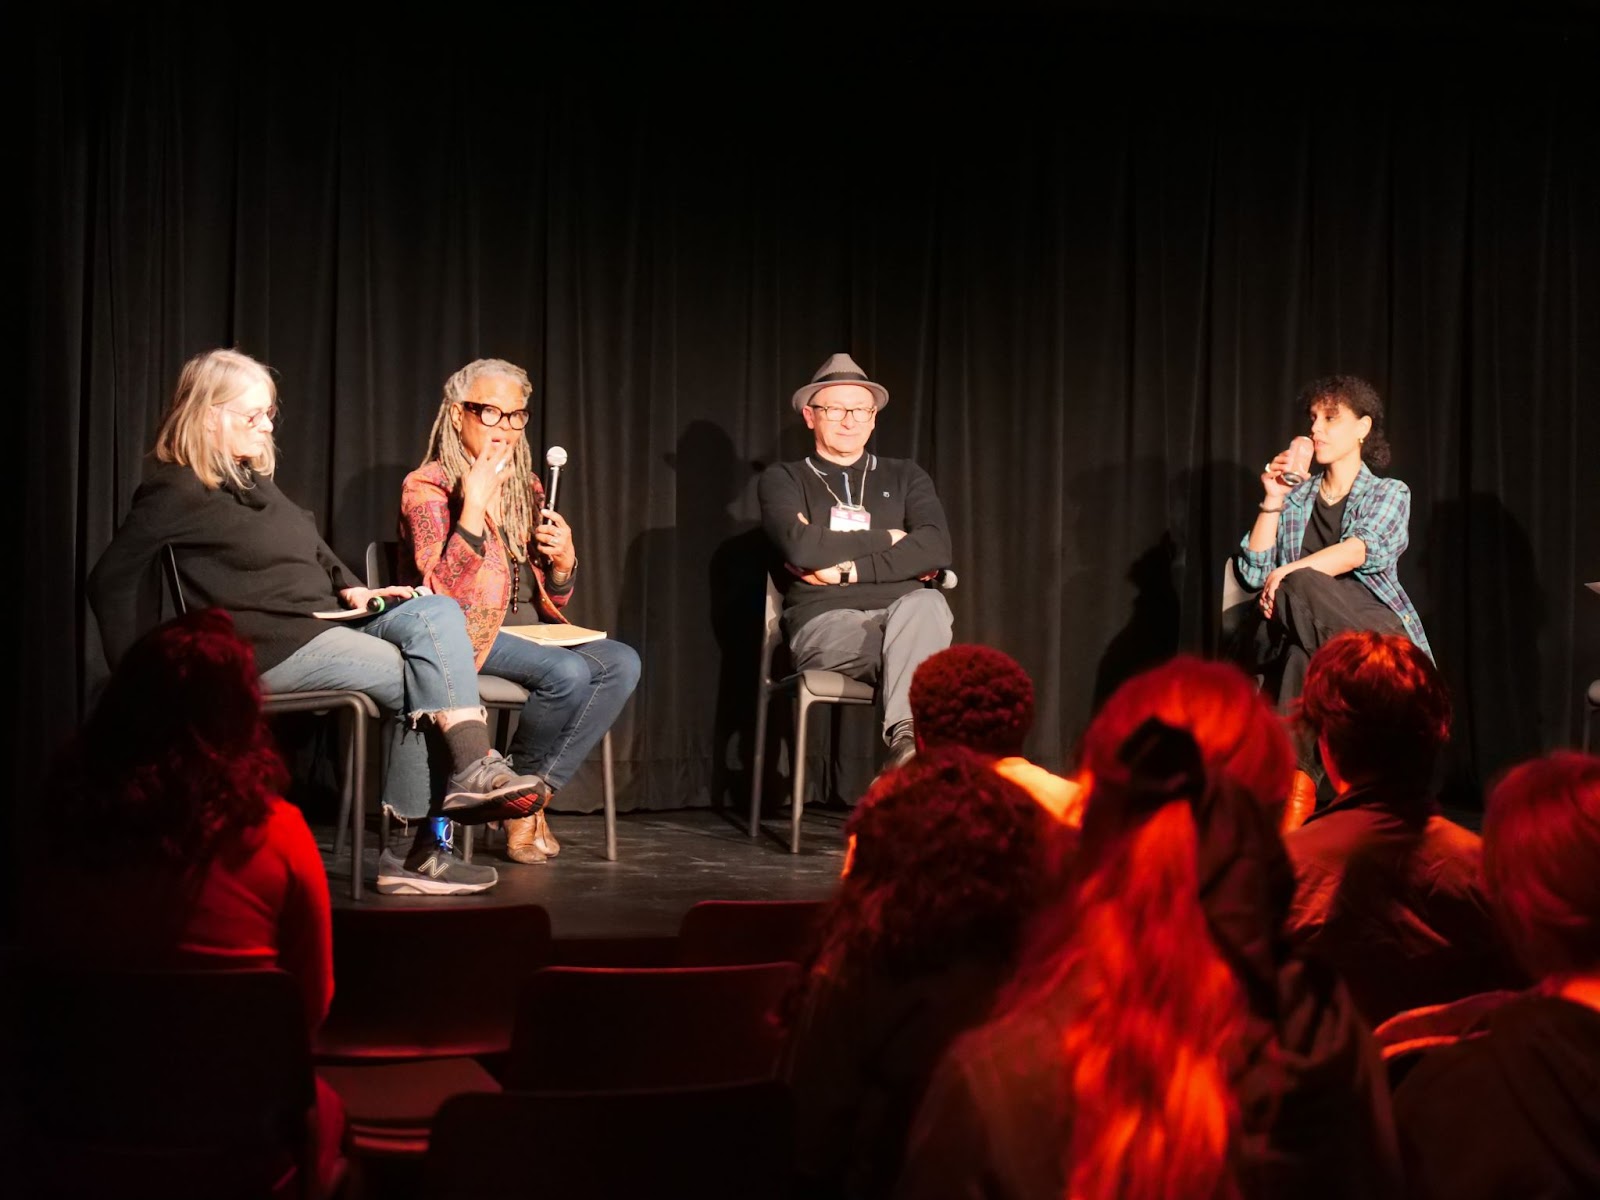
[366,541,617,861]
[676,898,824,967]
[505,962,799,1092]
[422,1081,794,1199]
[313,903,553,1159]
[162,544,380,900]
[20,966,336,1199]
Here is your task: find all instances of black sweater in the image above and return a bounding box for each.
[88,461,360,673]
[1395,994,1600,1200]
[758,455,952,634]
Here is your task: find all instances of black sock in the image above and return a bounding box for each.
[443,718,492,773]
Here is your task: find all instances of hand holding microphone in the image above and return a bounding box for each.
[536,446,577,576]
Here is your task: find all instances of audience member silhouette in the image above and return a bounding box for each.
[898,701,1399,1199]
[910,644,1084,826]
[28,608,344,1191]
[782,748,1059,1200]
[1286,631,1519,1025]
[1394,751,1600,1200]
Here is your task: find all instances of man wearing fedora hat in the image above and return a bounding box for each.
[759,353,954,766]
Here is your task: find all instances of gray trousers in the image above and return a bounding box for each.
[787,589,954,740]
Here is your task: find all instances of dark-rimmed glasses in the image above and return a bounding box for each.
[460,401,531,430]
[809,404,877,423]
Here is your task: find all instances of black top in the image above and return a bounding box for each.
[88,460,360,673]
[758,454,952,635]
[897,958,1401,1200]
[1395,994,1600,1200]
[1300,492,1349,556]
[782,954,1011,1200]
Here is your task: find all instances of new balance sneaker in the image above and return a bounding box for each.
[375,840,499,895]
[441,750,552,825]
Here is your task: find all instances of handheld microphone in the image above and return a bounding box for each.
[543,446,568,522]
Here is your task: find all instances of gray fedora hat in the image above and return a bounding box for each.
[790,353,890,414]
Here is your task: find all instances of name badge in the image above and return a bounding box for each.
[829,505,871,532]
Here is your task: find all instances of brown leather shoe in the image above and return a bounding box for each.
[1282,770,1317,834]
[531,810,560,858]
[503,814,548,864]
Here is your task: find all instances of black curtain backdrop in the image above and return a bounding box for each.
[22,4,1600,829]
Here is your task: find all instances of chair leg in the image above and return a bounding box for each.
[791,691,813,855]
[1586,701,1596,753]
[602,731,617,861]
[460,822,473,864]
[333,720,353,861]
[749,685,772,838]
[349,705,366,903]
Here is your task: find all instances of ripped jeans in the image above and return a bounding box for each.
[257,594,481,820]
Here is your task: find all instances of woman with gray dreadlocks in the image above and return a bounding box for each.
[399,358,640,864]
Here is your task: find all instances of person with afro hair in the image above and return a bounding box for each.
[909,644,1084,826]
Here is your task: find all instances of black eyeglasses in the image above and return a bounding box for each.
[460,401,531,430]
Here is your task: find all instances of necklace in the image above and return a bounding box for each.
[1319,476,1352,504]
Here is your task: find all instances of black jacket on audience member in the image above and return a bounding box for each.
[1284,780,1520,1026]
[1394,993,1600,1200]
[783,952,1011,1200]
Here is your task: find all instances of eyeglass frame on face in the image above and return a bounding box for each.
[808,403,878,423]
[220,401,278,429]
[459,400,531,430]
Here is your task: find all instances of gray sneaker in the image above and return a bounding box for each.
[441,750,552,825]
[376,841,499,895]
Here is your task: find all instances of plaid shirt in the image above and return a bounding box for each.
[1236,463,1433,660]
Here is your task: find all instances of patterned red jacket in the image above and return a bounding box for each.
[398,461,572,669]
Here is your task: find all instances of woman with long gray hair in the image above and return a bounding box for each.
[399,358,639,863]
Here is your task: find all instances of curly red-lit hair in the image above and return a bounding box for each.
[62,609,286,864]
[1482,751,1600,980]
[910,644,1035,756]
[801,747,1054,991]
[1298,631,1451,789]
[1077,656,1294,821]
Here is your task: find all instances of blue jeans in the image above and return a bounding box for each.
[481,633,640,791]
[257,594,481,820]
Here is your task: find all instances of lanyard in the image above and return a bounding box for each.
[805,455,872,509]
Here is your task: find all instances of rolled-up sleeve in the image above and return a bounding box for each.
[1234,535,1277,590]
[1347,480,1411,575]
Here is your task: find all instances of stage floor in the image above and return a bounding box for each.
[320,808,847,938]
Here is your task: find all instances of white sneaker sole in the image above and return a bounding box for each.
[375,872,498,896]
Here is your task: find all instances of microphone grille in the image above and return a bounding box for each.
[545,446,569,468]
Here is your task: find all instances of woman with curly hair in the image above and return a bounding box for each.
[782,747,1060,1200]
[1234,375,1433,825]
[897,664,1400,1200]
[27,609,344,1192]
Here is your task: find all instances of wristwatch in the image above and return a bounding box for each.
[838,560,856,585]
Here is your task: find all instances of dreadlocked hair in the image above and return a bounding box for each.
[421,358,538,561]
